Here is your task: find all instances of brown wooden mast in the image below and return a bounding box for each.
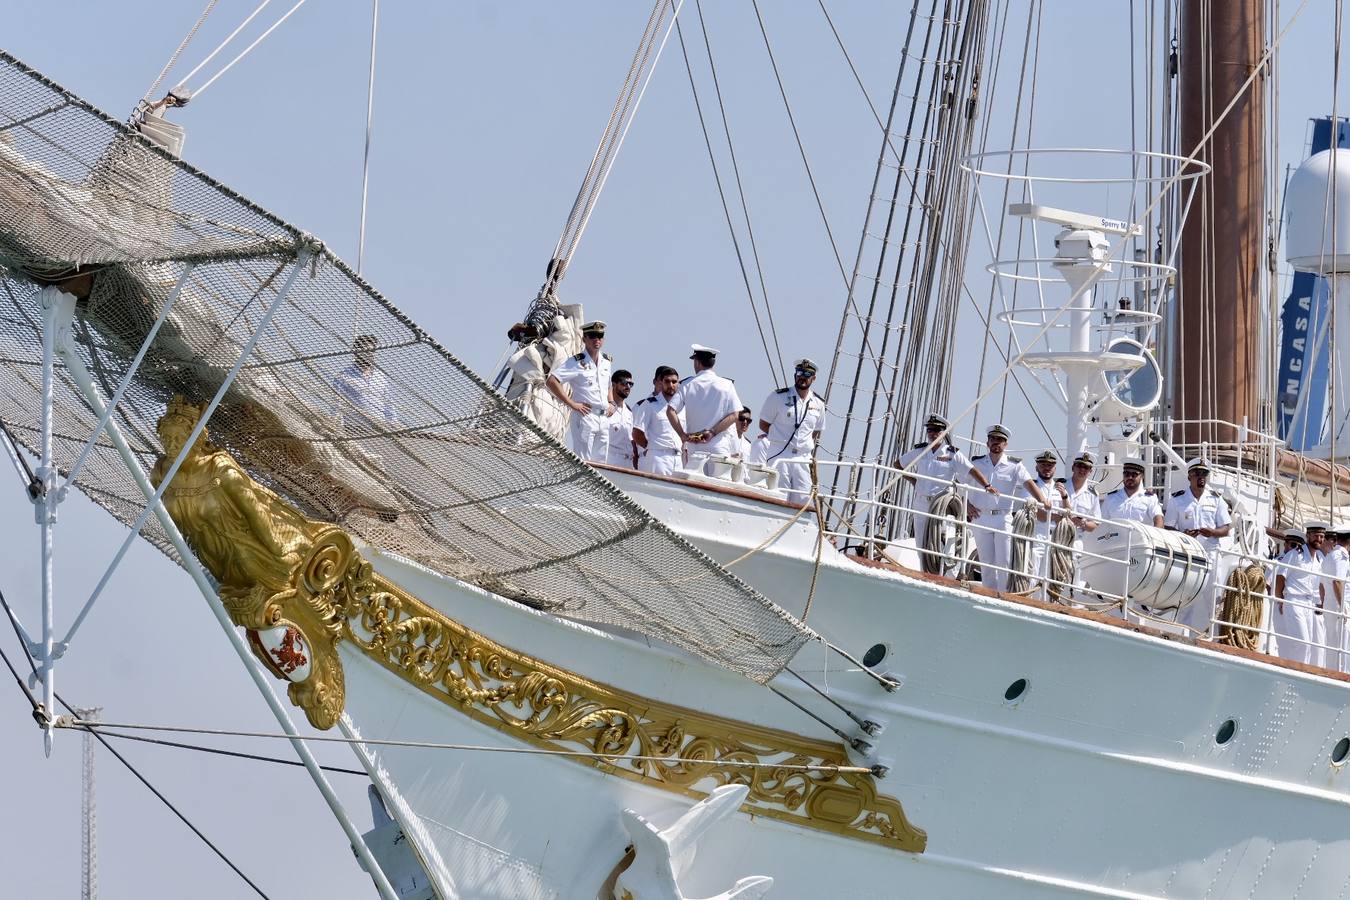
[1174,0,1266,444]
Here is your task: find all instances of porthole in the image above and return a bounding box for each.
[1332,737,1350,766]
[1215,719,1237,746]
[862,643,888,668]
[1003,677,1029,704]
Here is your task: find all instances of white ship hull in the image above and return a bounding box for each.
[340,471,1350,899]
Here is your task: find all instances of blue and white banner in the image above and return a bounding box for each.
[1278,117,1350,450]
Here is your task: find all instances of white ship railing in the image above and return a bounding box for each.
[815,460,1133,610]
[814,459,1350,677]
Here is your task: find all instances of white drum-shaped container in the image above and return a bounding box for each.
[1078,521,1210,611]
[1286,148,1350,274]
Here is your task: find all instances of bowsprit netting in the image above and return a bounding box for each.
[0,51,813,684]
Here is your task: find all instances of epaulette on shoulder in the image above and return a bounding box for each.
[972,454,987,461]
[776,386,790,394]
[1172,489,1185,497]
[635,396,653,406]
[602,351,613,361]
[1008,455,1022,463]
[680,375,694,384]
[574,352,586,361]
[913,441,926,449]
[1087,485,1097,495]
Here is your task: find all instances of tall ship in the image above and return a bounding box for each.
[4,2,1350,898]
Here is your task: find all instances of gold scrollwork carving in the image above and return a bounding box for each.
[339,558,927,853]
[153,396,925,852]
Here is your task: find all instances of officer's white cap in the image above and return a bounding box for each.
[1121,458,1145,473]
[1284,527,1306,542]
[1306,521,1330,532]
[793,358,819,375]
[690,343,719,358]
[1186,457,1212,473]
[986,423,1010,440]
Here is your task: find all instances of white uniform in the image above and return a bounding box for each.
[603,402,635,468]
[757,387,827,505]
[633,394,684,477]
[898,443,974,511]
[334,363,397,431]
[550,351,612,462]
[1066,482,1101,551]
[969,454,1034,592]
[746,433,771,467]
[1276,545,1324,666]
[1321,545,1348,671]
[1164,488,1232,635]
[669,369,742,463]
[1029,474,1058,582]
[1100,486,1163,526]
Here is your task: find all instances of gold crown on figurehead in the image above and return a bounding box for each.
[159,394,206,431]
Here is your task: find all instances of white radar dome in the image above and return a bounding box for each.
[1286,148,1350,274]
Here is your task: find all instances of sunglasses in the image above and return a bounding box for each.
[616,380,634,387]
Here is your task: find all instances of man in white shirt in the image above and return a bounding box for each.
[1100,458,1164,526]
[1028,450,1061,586]
[334,333,397,432]
[969,424,1049,592]
[1163,457,1232,636]
[897,413,997,565]
[735,407,754,460]
[633,365,684,476]
[1322,527,1350,672]
[1064,452,1101,550]
[667,344,741,469]
[1275,528,1323,666]
[545,320,614,462]
[756,358,827,505]
[603,369,636,468]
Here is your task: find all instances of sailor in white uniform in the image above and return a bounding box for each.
[1163,457,1232,636]
[756,358,827,505]
[603,369,636,468]
[1321,526,1350,672]
[1306,522,1331,667]
[896,413,994,518]
[545,320,613,462]
[1028,450,1061,585]
[968,424,1049,592]
[1100,458,1164,526]
[633,365,684,477]
[1275,528,1324,666]
[667,344,742,469]
[1064,453,1101,550]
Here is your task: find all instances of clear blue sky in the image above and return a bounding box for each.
[2,3,1343,898]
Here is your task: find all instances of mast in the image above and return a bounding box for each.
[1174,0,1266,445]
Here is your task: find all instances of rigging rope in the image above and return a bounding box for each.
[192,0,310,100]
[545,0,685,293]
[356,0,380,278]
[139,0,219,107]
[692,0,787,384]
[57,720,878,776]
[176,0,275,89]
[0,588,275,899]
[672,12,784,385]
[749,0,849,288]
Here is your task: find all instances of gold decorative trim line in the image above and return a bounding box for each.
[154,397,926,852]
